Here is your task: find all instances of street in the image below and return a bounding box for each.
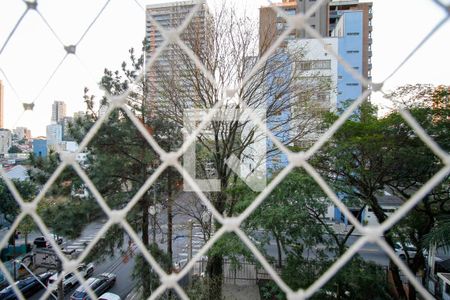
[3,192,449,299]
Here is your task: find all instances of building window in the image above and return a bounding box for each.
[299,60,331,70]
[286,9,296,16]
[275,77,284,85]
[315,93,330,102]
[347,32,360,36]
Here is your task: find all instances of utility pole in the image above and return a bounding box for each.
[187,219,193,284]
[13,260,16,281]
[56,257,64,300]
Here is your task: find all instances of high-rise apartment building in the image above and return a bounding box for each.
[260,0,372,108]
[51,100,67,123]
[259,0,328,53]
[331,10,364,108]
[0,80,4,129]
[329,0,373,80]
[145,0,211,107]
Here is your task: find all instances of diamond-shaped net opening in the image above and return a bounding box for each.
[1,0,449,300]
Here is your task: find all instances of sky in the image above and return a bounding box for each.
[0,0,449,137]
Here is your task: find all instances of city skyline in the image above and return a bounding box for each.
[0,0,449,136]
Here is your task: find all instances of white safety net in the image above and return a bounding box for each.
[0,0,449,299]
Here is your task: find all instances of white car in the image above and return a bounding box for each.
[394,242,425,260]
[48,263,94,292]
[99,292,121,300]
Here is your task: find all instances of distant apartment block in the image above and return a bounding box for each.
[259,0,328,53]
[329,0,373,81]
[0,129,12,155]
[13,127,31,141]
[51,100,67,123]
[145,0,211,108]
[61,116,74,141]
[46,123,62,148]
[260,0,372,109]
[331,10,364,108]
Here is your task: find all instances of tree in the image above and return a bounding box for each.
[423,215,450,251]
[313,85,449,299]
[237,168,389,299]
[0,179,37,255]
[149,5,331,297]
[0,179,37,224]
[67,46,184,297]
[8,145,22,153]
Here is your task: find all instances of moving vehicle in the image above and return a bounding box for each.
[33,235,63,248]
[48,263,95,292]
[0,272,53,299]
[70,273,116,300]
[99,292,121,300]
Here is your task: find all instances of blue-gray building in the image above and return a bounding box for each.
[333,10,364,109]
[33,138,47,157]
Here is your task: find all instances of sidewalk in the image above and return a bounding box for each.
[223,283,261,300]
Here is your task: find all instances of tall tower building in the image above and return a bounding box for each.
[260,0,372,108]
[329,1,373,81]
[0,80,4,128]
[51,101,66,123]
[259,0,329,53]
[145,0,211,107]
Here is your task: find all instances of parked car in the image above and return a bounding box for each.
[70,273,116,300]
[0,272,53,299]
[33,235,63,248]
[48,263,95,292]
[99,292,121,300]
[394,242,426,260]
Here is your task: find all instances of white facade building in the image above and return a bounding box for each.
[0,129,12,154]
[289,37,339,110]
[288,37,339,146]
[46,124,63,147]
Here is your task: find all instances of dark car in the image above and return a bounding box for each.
[0,272,53,299]
[70,273,116,300]
[33,235,63,248]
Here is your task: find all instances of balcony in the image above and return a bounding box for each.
[368,50,372,57]
[368,63,372,70]
[368,37,373,44]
